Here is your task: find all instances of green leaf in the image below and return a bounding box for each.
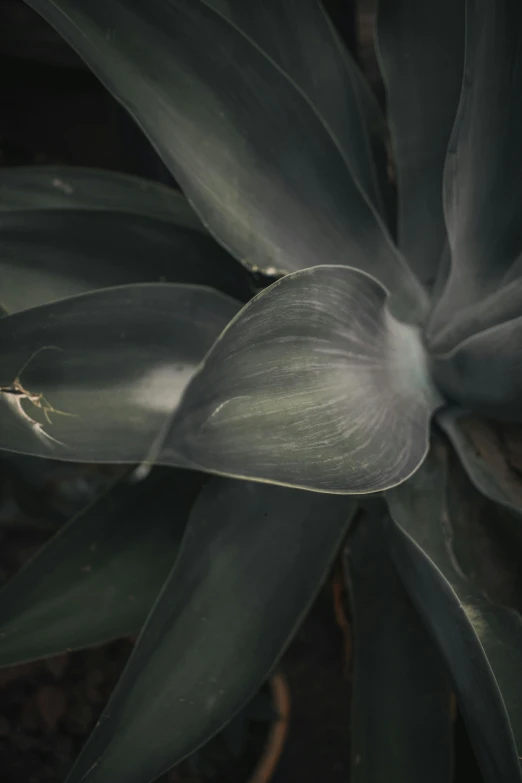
[441,453,522,610]
[0,283,240,461]
[0,166,203,230]
[376,0,465,289]
[347,503,453,782]
[500,248,522,289]
[159,266,440,494]
[318,5,393,224]
[201,0,388,217]
[0,454,119,524]
[0,208,250,315]
[0,468,202,666]
[65,478,356,783]
[24,0,426,319]
[437,407,522,515]
[430,0,522,333]
[430,315,522,421]
[428,277,522,354]
[387,439,522,783]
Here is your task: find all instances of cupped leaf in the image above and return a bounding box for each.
[0,208,250,314]
[437,407,522,515]
[0,283,240,462]
[159,266,440,494]
[0,165,203,230]
[387,439,522,783]
[0,467,203,666]
[376,0,465,289]
[429,0,522,333]
[347,503,453,783]
[24,0,426,319]
[65,478,356,783]
[431,315,522,421]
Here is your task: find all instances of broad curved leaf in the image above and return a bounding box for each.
[24,0,426,319]
[0,165,203,230]
[0,283,240,462]
[431,315,522,421]
[428,277,522,354]
[500,248,522,289]
[0,468,202,666]
[0,208,250,314]
[159,266,440,494]
[318,5,393,225]
[437,408,522,515]
[347,504,453,782]
[0,454,121,527]
[202,0,388,216]
[443,454,522,610]
[430,0,522,332]
[387,439,522,783]
[65,478,356,783]
[376,0,465,289]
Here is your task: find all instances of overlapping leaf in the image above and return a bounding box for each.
[428,278,522,354]
[0,166,203,229]
[376,0,465,288]
[437,408,522,514]
[0,284,240,461]
[0,468,202,666]
[202,0,387,216]
[0,206,250,314]
[24,0,426,319]
[430,0,522,334]
[387,439,522,783]
[431,316,522,421]
[347,504,453,782]
[159,266,440,493]
[318,4,393,224]
[65,479,356,783]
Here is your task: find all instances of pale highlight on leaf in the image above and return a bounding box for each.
[160,266,440,493]
[0,284,241,463]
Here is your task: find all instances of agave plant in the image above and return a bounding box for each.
[1,0,522,781]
